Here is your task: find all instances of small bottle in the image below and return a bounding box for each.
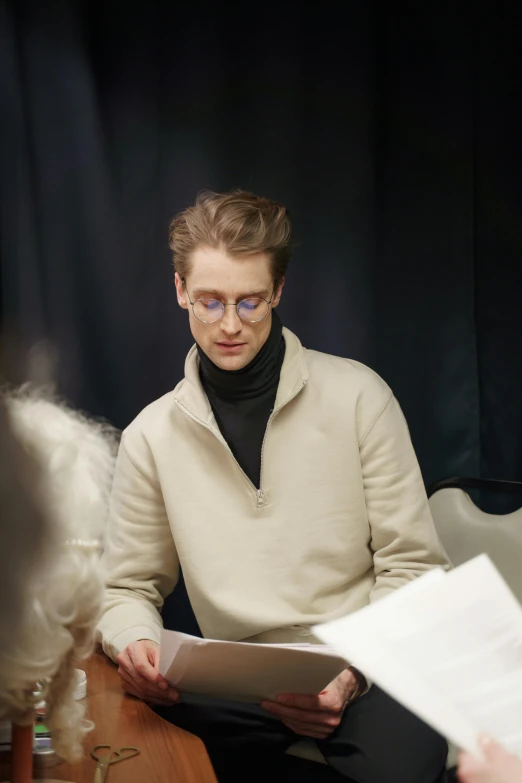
[73,669,87,700]
[33,693,60,768]
[32,669,87,768]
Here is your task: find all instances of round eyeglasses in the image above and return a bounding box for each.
[182,279,275,324]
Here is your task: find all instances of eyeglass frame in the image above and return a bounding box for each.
[181,278,276,324]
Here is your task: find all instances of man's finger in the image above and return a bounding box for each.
[147,643,160,669]
[274,692,344,713]
[119,663,165,694]
[119,667,179,704]
[128,643,165,685]
[128,643,158,678]
[121,678,157,701]
[116,648,133,674]
[118,667,150,693]
[284,719,332,735]
[275,693,321,710]
[261,700,341,728]
[119,656,148,689]
[120,676,177,706]
[118,668,149,695]
[118,656,140,684]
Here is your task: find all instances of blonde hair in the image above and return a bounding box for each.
[169,189,293,282]
[0,388,118,761]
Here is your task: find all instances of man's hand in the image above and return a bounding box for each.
[260,668,364,739]
[117,640,180,706]
[458,737,522,783]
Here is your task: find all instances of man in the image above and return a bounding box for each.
[98,189,450,782]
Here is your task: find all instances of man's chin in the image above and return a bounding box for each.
[211,351,252,372]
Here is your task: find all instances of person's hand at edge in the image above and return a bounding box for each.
[458,736,522,783]
[117,639,180,706]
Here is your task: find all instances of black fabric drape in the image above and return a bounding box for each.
[1,1,522,506]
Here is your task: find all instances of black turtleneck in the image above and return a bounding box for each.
[197,311,285,488]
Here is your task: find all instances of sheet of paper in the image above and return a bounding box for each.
[314,555,522,759]
[159,630,347,702]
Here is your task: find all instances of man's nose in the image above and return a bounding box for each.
[220,305,243,335]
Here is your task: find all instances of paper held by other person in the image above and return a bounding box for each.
[313,554,522,761]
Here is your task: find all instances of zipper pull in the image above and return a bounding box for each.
[256,489,264,507]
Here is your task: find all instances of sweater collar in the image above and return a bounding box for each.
[176,325,309,427]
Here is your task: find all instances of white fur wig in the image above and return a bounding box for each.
[0,388,119,760]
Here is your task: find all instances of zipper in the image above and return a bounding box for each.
[174,399,256,497]
[175,378,307,509]
[258,379,307,498]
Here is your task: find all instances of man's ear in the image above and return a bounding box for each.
[272,276,285,308]
[174,272,189,310]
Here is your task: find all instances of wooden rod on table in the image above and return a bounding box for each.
[11,723,33,783]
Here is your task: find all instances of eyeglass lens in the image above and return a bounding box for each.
[192,298,269,323]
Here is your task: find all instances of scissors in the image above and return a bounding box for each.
[90,744,140,783]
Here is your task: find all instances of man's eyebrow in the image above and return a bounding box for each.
[191,288,270,300]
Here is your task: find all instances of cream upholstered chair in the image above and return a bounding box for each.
[428,477,522,602]
[428,476,522,771]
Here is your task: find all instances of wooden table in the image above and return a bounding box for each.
[0,648,217,783]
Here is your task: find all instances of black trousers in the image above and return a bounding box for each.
[155,685,448,783]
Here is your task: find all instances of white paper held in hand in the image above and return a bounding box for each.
[313,554,522,761]
[159,630,348,703]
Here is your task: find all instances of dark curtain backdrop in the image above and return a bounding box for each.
[2,1,522,506]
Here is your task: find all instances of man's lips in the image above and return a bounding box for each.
[216,342,246,350]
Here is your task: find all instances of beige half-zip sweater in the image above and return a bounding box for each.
[98,328,449,662]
